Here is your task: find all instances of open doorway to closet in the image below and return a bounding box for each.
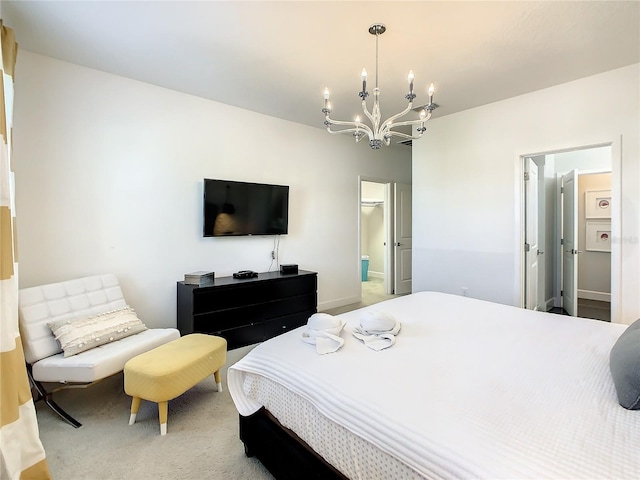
[359,179,411,305]
[522,145,613,321]
[359,178,413,305]
[360,180,392,305]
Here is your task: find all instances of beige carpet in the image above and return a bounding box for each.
[35,283,399,479]
[35,346,273,480]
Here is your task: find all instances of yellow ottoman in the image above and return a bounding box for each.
[124,333,227,435]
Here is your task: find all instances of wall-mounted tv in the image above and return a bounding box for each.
[203,179,289,237]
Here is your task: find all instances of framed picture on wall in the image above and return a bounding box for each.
[586,220,611,252]
[585,190,611,219]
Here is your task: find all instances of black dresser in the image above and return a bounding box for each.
[177,270,317,349]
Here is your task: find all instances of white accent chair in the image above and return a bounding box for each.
[18,274,180,428]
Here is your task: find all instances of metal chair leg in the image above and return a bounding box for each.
[26,364,82,428]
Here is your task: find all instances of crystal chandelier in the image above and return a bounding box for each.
[322,23,438,149]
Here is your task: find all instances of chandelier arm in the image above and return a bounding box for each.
[325,116,374,136]
[326,127,365,135]
[380,104,414,129]
[326,126,372,144]
[385,113,433,129]
[360,99,377,131]
[383,130,426,140]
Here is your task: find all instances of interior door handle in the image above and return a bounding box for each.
[537,251,544,255]
[394,242,402,247]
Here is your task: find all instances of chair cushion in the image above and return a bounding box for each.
[48,306,147,357]
[31,328,181,383]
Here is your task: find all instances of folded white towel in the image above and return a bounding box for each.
[352,311,401,351]
[301,313,346,354]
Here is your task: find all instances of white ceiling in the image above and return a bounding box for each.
[4,1,639,132]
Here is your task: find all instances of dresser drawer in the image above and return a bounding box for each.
[193,293,316,332]
[192,275,317,314]
[264,311,313,339]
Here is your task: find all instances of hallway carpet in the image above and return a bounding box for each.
[323,277,400,315]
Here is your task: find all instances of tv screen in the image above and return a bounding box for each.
[203,179,289,237]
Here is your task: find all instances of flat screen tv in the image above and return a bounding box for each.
[203,179,289,237]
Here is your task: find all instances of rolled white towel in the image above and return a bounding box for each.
[301,313,346,354]
[352,311,401,351]
[358,311,399,333]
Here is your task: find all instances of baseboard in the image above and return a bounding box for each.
[577,289,611,303]
[368,271,383,279]
[318,295,360,311]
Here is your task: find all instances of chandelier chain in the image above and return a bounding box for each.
[375,28,379,90]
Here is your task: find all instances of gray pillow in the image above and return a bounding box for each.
[609,318,640,409]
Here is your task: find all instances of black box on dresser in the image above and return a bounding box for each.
[177,270,317,349]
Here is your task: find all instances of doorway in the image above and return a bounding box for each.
[361,180,390,302]
[359,178,413,303]
[522,145,613,321]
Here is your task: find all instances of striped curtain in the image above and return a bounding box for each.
[0,21,51,479]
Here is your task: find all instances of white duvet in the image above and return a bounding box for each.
[229,292,640,479]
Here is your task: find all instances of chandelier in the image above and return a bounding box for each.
[322,23,438,149]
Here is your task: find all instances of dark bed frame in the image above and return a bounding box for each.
[239,407,349,480]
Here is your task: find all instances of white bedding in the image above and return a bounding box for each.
[228,292,640,479]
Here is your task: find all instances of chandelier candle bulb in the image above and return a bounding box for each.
[408,70,414,93]
[361,68,367,93]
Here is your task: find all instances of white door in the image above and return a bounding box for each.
[562,170,579,316]
[393,183,412,295]
[524,158,540,310]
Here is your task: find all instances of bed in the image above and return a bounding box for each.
[228,292,640,479]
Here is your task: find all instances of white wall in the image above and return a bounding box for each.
[12,51,411,328]
[555,146,612,173]
[412,64,639,324]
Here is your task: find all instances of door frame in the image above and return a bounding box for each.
[358,176,394,296]
[516,137,622,323]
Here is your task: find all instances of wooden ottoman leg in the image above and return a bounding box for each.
[129,397,141,425]
[158,401,168,436]
[214,370,223,392]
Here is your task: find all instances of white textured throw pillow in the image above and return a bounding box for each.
[48,306,148,357]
